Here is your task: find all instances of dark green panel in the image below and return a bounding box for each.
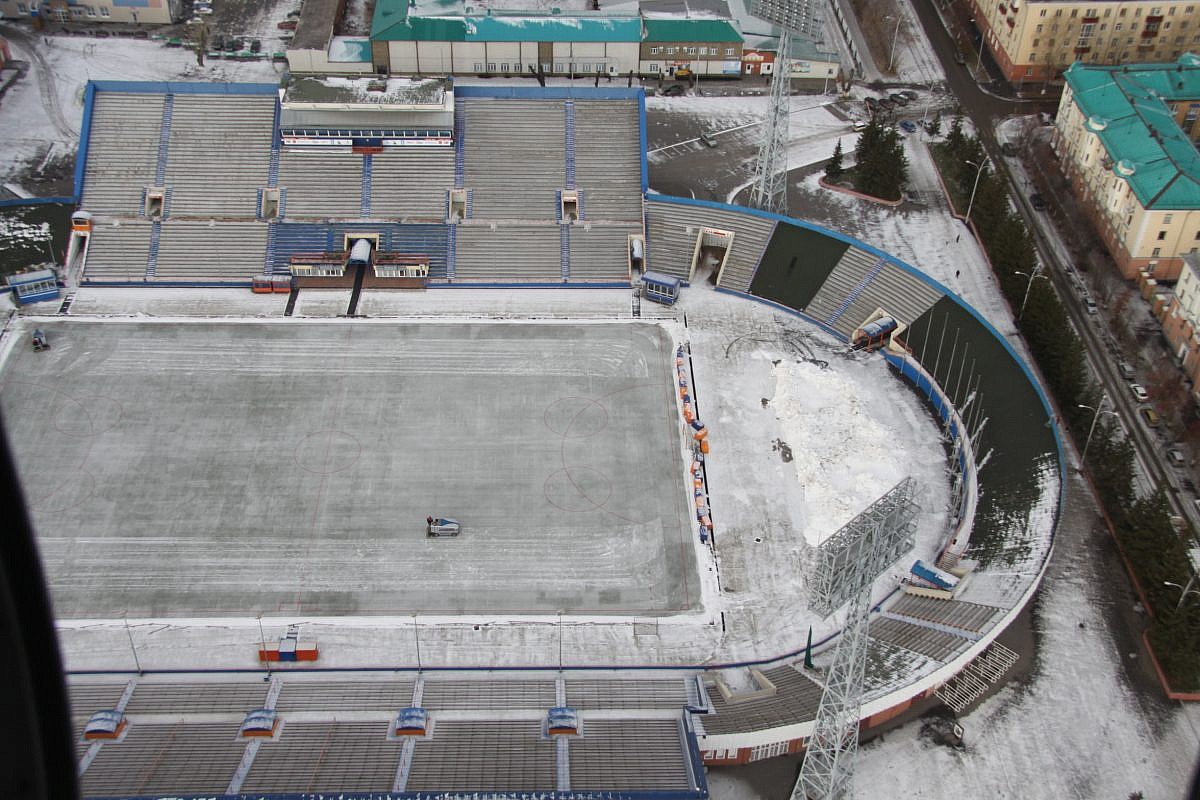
[906,296,1057,567]
[749,222,850,310]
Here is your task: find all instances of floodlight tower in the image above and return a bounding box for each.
[794,478,918,800]
[747,0,824,215]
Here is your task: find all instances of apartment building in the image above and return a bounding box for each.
[1053,56,1200,281]
[964,0,1200,83]
[0,0,180,24]
[1160,251,1200,383]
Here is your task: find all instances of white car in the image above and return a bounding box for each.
[1129,383,1149,403]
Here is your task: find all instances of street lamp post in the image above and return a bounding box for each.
[1164,578,1200,611]
[969,18,984,78]
[1014,267,1050,321]
[964,158,990,229]
[886,15,903,73]
[1078,394,1117,467]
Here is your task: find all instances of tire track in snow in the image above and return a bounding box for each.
[0,23,79,141]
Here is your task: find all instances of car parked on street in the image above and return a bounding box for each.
[1118,361,1135,379]
[1139,406,1161,428]
[1130,383,1150,402]
[1030,193,1047,211]
[899,120,917,133]
[900,90,918,101]
[889,93,909,106]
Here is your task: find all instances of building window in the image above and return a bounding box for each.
[667,46,676,54]
[1166,214,1175,223]
[650,63,660,72]
[1026,66,1034,75]
[86,6,96,16]
[650,46,661,54]
[555,62,562,71]
[725,47,735,55]
[99,6,109,15]
[1116,22,1123,30]
[16,1,27,11]
[1154,247,1163,256]
[501,63,510,72]
[1040,8,1047,15]
[474,62,483,71]
[1158,230,1168,240]
[487,62,496,71]
[687,46,697,54]
[1036,23,1044,32]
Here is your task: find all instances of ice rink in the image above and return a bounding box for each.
[0,320,699,618]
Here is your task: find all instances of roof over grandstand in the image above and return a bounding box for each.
[1063,54,1200,210]
[283,75,450,108]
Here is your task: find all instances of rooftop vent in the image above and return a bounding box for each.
[1086,115,1109,131]
[1116,159,1137,176]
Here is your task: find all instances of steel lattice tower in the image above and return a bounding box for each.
[747,0,823,215]
[793,479,918,800]
[748,32,793,215]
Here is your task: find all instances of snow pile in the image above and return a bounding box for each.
[774,357,937,547]
[0,214,52,246]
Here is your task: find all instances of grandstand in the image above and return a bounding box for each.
[371,147,455,220]
[77,92,165,217]
[74,83,647,287]
[460,97,567,220]
[68,673,707,797]
[277,150,364,219]
[162,93,277,218]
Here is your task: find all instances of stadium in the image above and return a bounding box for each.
[0,76,1062,798]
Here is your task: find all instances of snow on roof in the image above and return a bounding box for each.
[284,75,449,107]
[327,36,372,63]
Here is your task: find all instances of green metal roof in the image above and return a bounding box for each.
[371,0,412,39]
[643,17,741,42]
[373,0,642,43]
[467,15,641,42]
[1064,55,1200,210]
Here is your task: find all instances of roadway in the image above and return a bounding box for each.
[906,0,1196,524]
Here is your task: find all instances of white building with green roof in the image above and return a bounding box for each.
[1054,54,1200,282]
